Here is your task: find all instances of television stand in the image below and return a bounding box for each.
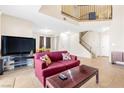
[2,55,34,71]
[13,55,34,68]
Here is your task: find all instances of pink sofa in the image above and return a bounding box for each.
[34,51,80,87]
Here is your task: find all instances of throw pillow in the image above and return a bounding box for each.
[62,53,71,61]
[40,55,52,66]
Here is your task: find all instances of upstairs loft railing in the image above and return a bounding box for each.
[61,5,112,21]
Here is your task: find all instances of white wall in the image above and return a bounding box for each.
[1,5,124,60]
[57,6,124,59]
[51,37,58,51]
[0,13,35,55]
[1,14,33,37]
[0,13,58,53]
[33,31,58,51]
[109,6,124,52]
[82,31,101,56]
[82,31,110,57]
[78,5,124,60]
[100,31,110,57]
[81,6,124,61]
[58,32,91,58]
[32,32,40,49]
[106,5,124,62]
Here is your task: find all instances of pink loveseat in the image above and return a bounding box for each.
[34,51,80,87]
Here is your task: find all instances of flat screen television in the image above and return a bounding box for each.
[1,36,36,56]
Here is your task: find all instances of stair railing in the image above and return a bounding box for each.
[79,32,96,57]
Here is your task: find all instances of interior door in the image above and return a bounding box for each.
[101,34,110,56]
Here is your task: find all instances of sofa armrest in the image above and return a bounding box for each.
[70,55,77,60]
[35,59,47,69]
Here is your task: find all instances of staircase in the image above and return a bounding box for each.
[79,31,96,58]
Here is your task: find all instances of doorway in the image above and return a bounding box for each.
[46,37,51,48]
[39,36,51,49]
[39,36,44,48]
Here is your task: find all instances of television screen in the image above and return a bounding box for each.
[1,36,36,56]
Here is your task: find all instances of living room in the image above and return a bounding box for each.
[0,2,124,92]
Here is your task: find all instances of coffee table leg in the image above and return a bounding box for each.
[46,85,49,88]
[96,71,99,84]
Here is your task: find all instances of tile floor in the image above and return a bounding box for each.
[0,57,124,88]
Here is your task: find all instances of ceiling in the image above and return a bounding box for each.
[0,5,112,34]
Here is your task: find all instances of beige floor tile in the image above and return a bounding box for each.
[0,57,124,88]
[0,77,15,88]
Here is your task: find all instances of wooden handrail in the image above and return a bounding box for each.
[79,31,96,57]
[61,5,112,21]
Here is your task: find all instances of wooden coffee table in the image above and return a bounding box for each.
[46,65,99,88]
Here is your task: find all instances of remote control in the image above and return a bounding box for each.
[59,74,68,80]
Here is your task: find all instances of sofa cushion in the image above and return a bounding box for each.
[47,51,67,62]
[35,51,50,59]
[40,54,52,66]
[62,53,71,61]
[66,60,80,69]
[42,62,67,77]
[59,60,80,69]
